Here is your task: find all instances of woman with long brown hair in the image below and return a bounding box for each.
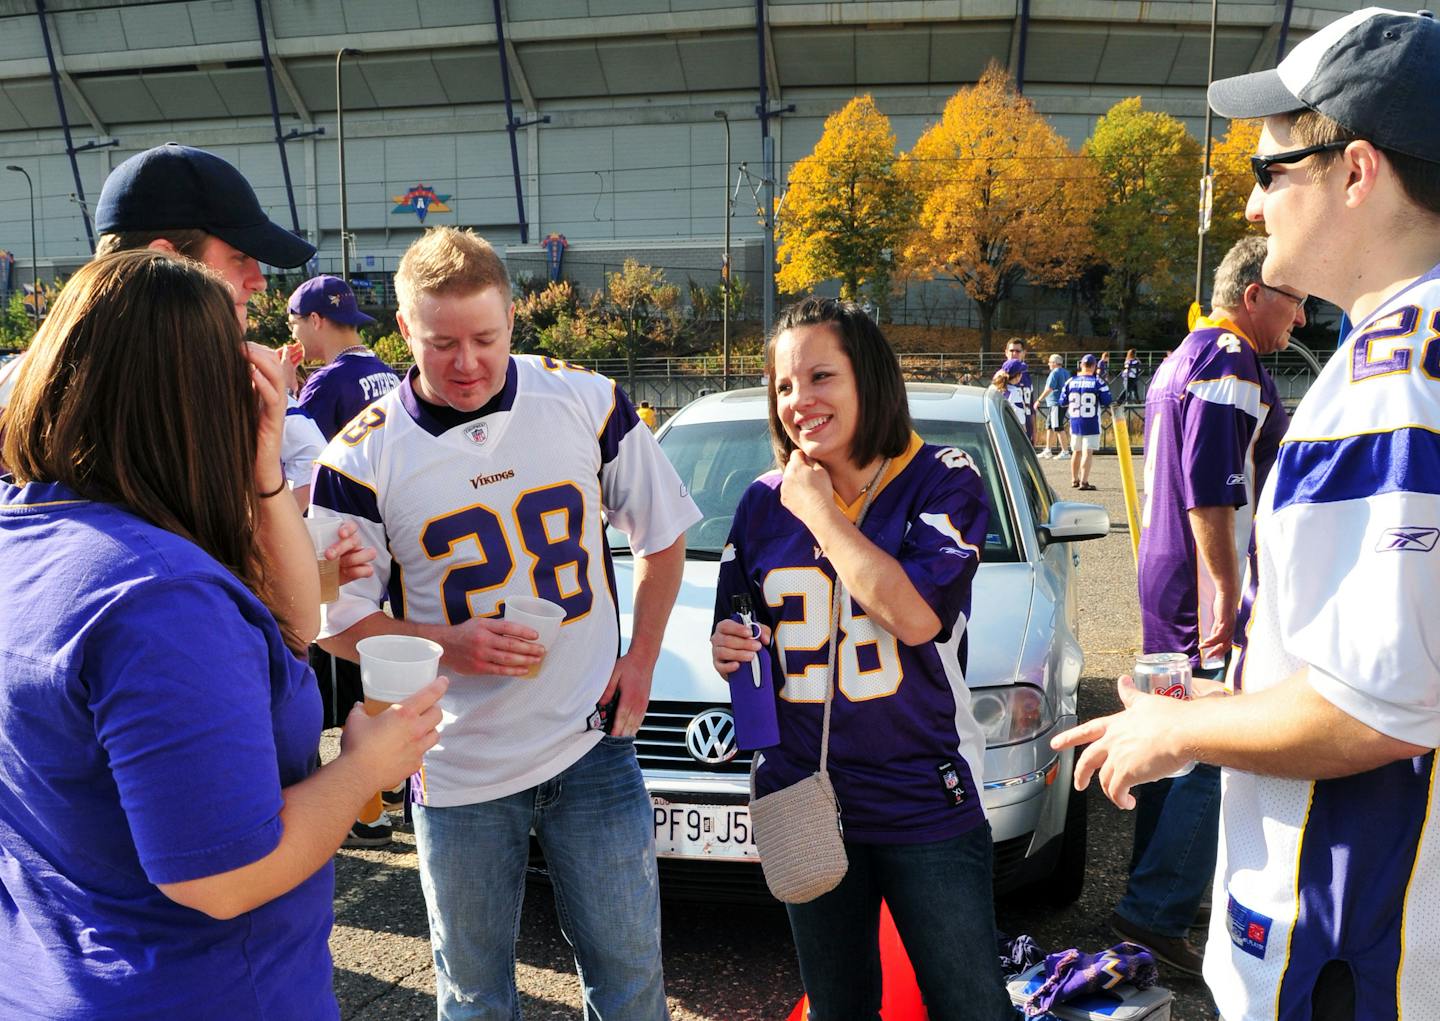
[0,250,445,1019]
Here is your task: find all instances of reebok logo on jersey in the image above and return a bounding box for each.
[1226,894,1272,959]
[1375,526,1439,553]
[470,469,515,489]
[1226,473,1246,486]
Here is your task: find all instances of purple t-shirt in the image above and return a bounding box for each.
[715,437,991,844]
[0,479,336,1020]
[1061,374,1111,435]
[297,349,401,441]
[1136,319,1288,665]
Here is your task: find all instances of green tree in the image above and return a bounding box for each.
[0,291,37,349]
[776,95,913,304]
[900,64,1098,354]
[606,259,682,382]
[1085,97,1202,343]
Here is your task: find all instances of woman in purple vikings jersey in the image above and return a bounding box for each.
[710,298,1013,1020]
[0,251,443,1020]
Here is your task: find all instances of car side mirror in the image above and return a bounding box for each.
[1040,501,1110,544]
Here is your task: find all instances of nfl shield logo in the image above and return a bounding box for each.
[465,423,488,446]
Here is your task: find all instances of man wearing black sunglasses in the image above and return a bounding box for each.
[1054,9,1440,1021]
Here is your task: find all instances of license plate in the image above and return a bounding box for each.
[651,798,757,860]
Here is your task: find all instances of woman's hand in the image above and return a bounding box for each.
[320,520,379,586]
[244,342,288,493]
[339,676,448,791]
[711,617,770,678]
[779,449,836,528]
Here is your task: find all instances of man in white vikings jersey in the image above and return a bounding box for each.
[1055,10,1440,1020]
[312,228,697,1020]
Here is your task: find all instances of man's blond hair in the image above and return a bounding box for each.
[394,227,510,315]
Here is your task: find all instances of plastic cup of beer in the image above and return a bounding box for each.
[1133,652,1194,778]
[356,634,443,704]
[503,596,566,678]
[304,517,344,604]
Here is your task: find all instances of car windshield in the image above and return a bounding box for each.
[632,417,1018,562]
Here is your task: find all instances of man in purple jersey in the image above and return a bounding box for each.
[1061,354,1111,489]
[1112,235,1303,974]
[286,276,399,441]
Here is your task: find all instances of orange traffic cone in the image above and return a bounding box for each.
[786,900,927,1020]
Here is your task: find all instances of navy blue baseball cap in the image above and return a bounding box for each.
[1209,9,1440,163]
[288,275,377,327]
[1080,353,1098,367]
[95,143,316,268]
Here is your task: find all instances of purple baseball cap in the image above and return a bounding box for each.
[1001,358,1026,375]
[1080,353,1098,367]
[288,275,377,327]
[95,144,315,268]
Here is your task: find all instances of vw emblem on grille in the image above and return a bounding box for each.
[685,708,737,764]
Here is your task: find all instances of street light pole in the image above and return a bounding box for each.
[713,110,731,390]
[1193,0,1218,309]
[5,165,38,326]
[336,47,361,284]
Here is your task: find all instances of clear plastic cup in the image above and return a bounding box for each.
[503,596,566,678]
[304,517,344,604]
[356,634,444,704]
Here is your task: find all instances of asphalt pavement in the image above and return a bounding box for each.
[326,452,1220,1020]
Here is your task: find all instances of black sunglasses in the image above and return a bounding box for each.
[1250,141,1350,190]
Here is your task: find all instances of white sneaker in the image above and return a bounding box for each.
[1037,450,1053,459]
[1056,450,1070,459]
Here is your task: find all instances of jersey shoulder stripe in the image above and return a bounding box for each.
[1271,426,1440,512]
[312,463,381,522]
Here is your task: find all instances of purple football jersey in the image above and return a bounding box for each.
[1136,318,1288,665]
[1061,374,1111,435]
[715,436,992,844]
[297,350,401,441]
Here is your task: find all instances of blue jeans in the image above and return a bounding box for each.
[413,735,668,1021]
[1116,762,1221,938]
[785,822,1017,1021]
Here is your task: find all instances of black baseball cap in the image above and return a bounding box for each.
[95,143,316,268]
[1209,9,1440,163]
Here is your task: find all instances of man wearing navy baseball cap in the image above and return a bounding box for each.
[1054,10,1440,1019]
[94,142,315,329]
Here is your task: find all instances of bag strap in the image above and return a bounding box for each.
[817,457,889,776]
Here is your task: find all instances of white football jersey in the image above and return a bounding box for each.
[1207,269,1440,1019]
[312,356,699,807]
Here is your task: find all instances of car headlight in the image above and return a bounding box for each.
[972,685,1054,747]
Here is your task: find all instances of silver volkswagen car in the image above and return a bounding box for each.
[610,383,1108,903]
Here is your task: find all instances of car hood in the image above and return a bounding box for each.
[613,557,1036,702]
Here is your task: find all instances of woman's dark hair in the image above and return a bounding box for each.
[765,296,912,470]
[2,250,290,644]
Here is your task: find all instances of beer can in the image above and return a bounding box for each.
[1133,652,1194,778]
[1133,652,1192,700]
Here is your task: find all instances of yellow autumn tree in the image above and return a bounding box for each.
[899,64,1098,354]
[1206,116,1263,267]
[776,95,913,304]
[1085,97,1202,343]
